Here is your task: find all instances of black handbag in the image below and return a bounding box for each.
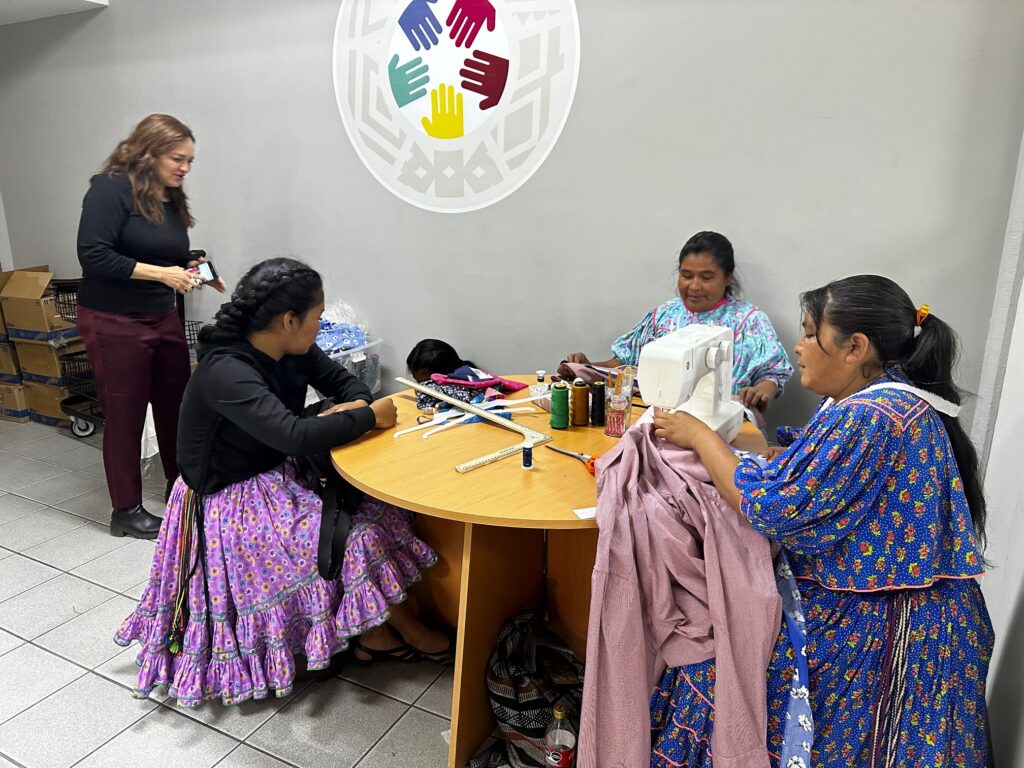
[294,399,364,580]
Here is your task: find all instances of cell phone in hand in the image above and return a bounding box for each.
[188,260,219,282]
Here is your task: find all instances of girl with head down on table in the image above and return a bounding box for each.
[562,231,793,413]
[649,275,992,767]
[115,258,450,707]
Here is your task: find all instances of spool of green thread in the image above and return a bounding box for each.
[549,380,569,429]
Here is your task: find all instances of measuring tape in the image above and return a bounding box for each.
[394,377,554,472]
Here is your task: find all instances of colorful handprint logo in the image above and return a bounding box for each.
[390,0,510,139]
[334,0,580,212]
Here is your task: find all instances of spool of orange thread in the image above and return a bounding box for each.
[570,378,590,426]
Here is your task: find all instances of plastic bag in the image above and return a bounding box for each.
[316,300,368,354]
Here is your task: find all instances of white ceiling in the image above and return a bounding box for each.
[0,0,107,27]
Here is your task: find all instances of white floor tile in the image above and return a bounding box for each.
[55,486,116,524]
[0,494,46,526]
[0,505,86,551]
[123,579,150,600]
[0,573,116,639]
[36,593,138,669]
[94,645,168,702]
[414,666,453,718]
[341,657,448,704]
[216,744,296,768]
[46,443,104,471]
[23,520,133,570]
[5,433,81,460]
[72,537,156,594]
[0,456,71,491]
[0,672,157,768]
[355,708,451,768]
[77,705,237,767]
[166,678,314,741]
[14,469,106,505]
[0,643,85,724]
[0,628,24,656]
[0,553,61,603]
[246,678,406,768]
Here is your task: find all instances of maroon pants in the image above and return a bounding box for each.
[77,307,189,509]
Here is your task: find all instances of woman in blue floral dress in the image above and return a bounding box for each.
[650,275,992,767]
[562,231,793,412]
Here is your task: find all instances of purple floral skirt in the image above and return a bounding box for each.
[114,465,437,707]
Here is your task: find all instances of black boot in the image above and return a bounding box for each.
[110,505,162,539]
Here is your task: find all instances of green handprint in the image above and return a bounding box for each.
[421,83,464,140]
[388,54,430,108]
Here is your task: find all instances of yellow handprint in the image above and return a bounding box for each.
[421,83,464,139]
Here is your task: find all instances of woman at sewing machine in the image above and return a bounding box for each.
[115,258,451,708]
[649,275,993,766]
[561,231,793,412]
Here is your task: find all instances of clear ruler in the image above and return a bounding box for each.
[394,377,553,473]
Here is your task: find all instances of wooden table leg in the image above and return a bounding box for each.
[449,523,545,768]
[412,515,465,631]
[546,528,598,663]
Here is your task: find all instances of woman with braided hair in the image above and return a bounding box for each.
[115,258,450,707]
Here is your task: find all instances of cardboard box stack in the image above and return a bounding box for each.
[0,266,81,426]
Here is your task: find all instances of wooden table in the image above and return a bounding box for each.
[331,376,768,767]
[330,375,610,768]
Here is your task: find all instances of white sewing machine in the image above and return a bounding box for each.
[637,325,745,442]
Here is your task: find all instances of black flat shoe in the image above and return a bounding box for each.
[351,639,421,667]
[110,505,162,539]
[416,642,453,664]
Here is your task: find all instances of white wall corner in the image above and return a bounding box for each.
[970,131,1024,471]
[0,189,13,270]
[0,0,108,27]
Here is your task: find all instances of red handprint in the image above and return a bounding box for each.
[446,0,496,49]
[460,50,509,110]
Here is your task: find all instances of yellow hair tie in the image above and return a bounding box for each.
[915,304,930,327]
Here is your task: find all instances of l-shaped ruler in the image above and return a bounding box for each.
[394,377,553,473]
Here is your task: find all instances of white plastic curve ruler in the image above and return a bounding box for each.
[394,377,553,473]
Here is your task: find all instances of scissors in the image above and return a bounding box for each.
[545,445,598,475]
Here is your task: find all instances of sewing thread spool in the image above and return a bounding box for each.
[522,443,533,470]
[590,381,606,426]
[549,381,569,429]
[570,378,589,426]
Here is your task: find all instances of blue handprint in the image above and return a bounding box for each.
[399,0,443,52]
[389,55,430,108]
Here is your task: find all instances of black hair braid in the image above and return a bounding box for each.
[198,258,323,346]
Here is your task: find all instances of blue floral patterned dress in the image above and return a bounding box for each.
[650,371,993,768]
[611,297,794,395]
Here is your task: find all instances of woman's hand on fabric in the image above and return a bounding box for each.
[760,446,786,462]
[370,398,398,429]
[652,409,713,450]
[738,380,778,412]
[158,266,198,294]
[318,400,370,416]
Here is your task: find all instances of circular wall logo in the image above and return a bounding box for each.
[333,0,580,213]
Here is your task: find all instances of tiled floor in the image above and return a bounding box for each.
[0,419,453,768]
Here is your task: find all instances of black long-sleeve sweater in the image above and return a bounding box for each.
[177,341,375,495]
[76,173,191,314]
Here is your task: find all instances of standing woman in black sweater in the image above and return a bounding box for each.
[76,114,224,539]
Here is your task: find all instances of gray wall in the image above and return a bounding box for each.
[1,0,1023,433]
